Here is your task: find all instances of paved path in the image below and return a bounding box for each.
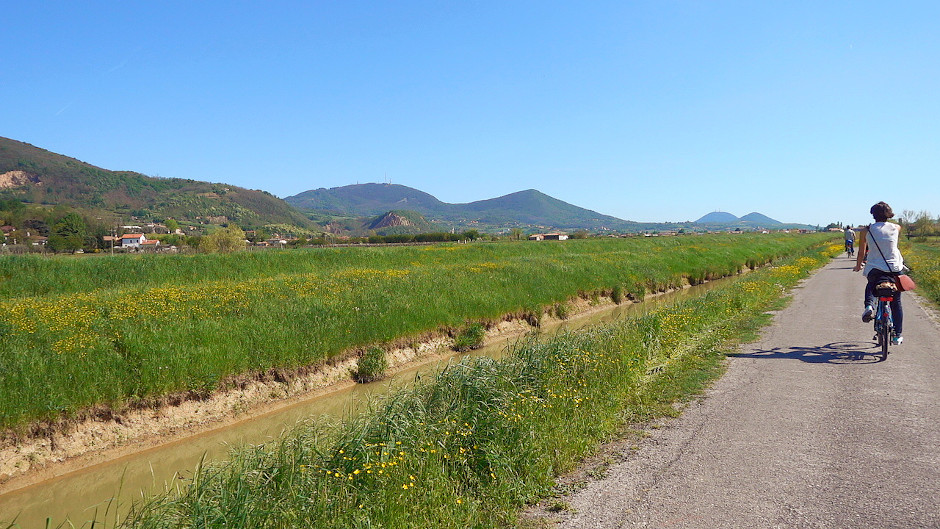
[555,257,940,528]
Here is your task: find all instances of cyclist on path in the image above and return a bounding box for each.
[853,201,906,345]
[844,225,856,255]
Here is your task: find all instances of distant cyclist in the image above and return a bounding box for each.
[843,225,856,256]
[853,202,906,345]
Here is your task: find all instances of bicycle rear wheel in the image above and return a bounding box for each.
[880,327,889,359]
[879,303,891,360]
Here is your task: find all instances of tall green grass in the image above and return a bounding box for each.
[113,241,838,529]
[905,237,940,307]
[0,234,833,431]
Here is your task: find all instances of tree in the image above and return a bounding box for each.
[165,218,180,233]
[200,224,246,253]
[23,218,50,237]
[461,229,480,241]
[912,211,935,237]
[47,213,87,253]
[250,227,270,243]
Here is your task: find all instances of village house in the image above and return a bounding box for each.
[121,233,147,248]
[529,233,569,241]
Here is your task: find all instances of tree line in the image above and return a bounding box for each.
[0,201,489,255]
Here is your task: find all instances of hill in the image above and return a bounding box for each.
[694,210,813,230]
[695,211,743,224]
[739,212,782,225]
[286,184,641,232]
[288,183,447,216]
[0,137,313,230]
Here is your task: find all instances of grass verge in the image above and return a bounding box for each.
[905,237,940,308]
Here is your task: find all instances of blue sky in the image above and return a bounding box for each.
[3,1,938,226]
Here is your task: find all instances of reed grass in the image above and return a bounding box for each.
[0,234,832,431]
[114,240,839,529]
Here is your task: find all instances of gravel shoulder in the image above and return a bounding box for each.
[532,257,940,528]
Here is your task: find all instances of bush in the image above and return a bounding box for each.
[353,347,388,382]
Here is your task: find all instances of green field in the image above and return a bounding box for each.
[112,238,840,529]
[0,233,833,431]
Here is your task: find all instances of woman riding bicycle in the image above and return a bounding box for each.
[844,225,855,256]
[853,201,906,345]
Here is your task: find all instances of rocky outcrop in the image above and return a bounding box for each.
[369,212,414,230]
[0,171,40,189]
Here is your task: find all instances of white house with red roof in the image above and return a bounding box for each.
[121,233,147,248]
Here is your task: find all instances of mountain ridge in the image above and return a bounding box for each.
[286,184,639,231]
[1,136,812,235]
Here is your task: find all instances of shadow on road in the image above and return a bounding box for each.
[729,341,886,364]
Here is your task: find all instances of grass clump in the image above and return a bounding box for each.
[610,285,624,305]
[552,302,571,320]
[353,347,389,383]
[453,323,487,352]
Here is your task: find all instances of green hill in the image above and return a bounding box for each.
[286,184,642,231]
[288,183,447,216]
[0,137,313,230]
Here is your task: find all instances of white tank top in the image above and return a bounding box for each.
[864,222,904,275]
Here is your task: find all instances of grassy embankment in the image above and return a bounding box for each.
[0,233,832,432]
[109,239,841,529]
[904,237,940,307]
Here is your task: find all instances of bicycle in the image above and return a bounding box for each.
[845,240,855,258]
[872,281,897,361]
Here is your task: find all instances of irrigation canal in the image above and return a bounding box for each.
[0,279,728,528]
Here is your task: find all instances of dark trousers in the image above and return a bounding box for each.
[865,269,903,335]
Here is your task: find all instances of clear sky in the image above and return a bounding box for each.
[3,1,938,227]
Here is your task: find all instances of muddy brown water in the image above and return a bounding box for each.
[0,279,727,528]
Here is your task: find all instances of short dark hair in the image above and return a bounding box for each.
[870,201,894,222]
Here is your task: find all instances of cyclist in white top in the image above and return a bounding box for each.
[853,201,905,344]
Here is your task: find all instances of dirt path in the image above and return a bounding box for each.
[536,257,940,528]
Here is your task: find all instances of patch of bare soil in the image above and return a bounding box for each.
[0,171,39,189]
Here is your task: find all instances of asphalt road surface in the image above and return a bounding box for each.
[555,257,940,529]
